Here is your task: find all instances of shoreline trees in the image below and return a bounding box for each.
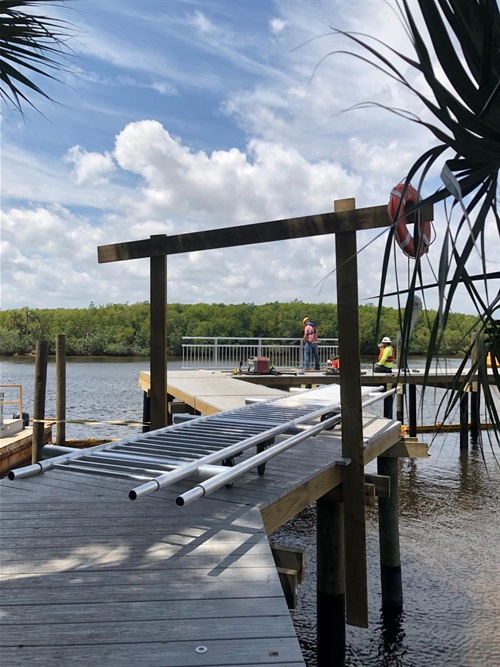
[0,301,478,358]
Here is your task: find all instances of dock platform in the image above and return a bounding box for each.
[0,425,52,477]
[1,375,402,666]
[140,368,289,414]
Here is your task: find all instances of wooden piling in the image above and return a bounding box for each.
[377,456,403,610]
[55,334,66,446]
[408,384,417,437]
[470,331,483,443]
[384,384,394,420]
[470,391,480,443]
[32,341,49,464]
[317,490,345,667]
[396,385,404,424]
[142,392,151,433]
[459,392,469,449]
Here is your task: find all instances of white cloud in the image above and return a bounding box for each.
[65,146,116,185]
[188,10,216,35]
[0,0,496,316]
[270,18,287,35]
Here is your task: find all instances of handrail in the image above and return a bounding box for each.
[182,336,339,370]
[0,384,23,426]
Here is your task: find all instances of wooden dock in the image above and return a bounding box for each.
[0,425,52,477]
[1,374,403,666]
[140,368,289,415]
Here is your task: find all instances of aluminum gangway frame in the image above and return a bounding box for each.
[9,385,394,507]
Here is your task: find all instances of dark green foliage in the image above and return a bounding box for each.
[0,301,478,358]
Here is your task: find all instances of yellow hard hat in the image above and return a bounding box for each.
[302,317,309,324]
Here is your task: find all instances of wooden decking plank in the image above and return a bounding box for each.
[1,552,281,577]
[1,378,404,666]
[2,596,289,624]
[3,614,298,645]
[2,577,285,604]
[0,540,272,565]
[1,525,267,542]
[1,637,304,666]
[1,564,284,589]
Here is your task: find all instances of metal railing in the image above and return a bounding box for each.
[9,384,395,510]
[0,384,23,426]
[182,337,339,370]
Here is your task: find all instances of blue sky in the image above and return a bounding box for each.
[1,0,497,314]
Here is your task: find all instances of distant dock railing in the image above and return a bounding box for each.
[182,337,339,370]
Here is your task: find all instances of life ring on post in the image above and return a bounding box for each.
[388,182,431,259]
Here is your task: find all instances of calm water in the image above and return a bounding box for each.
[1,356,499,666]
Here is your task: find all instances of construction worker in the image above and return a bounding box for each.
[374,336,395,373]
[303,317,320,371]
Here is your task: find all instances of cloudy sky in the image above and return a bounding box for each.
[1,0,497,314]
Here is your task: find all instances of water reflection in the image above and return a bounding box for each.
[376,608,407,667]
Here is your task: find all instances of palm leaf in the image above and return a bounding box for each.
[0,0,75,113]
[328,0,500,437]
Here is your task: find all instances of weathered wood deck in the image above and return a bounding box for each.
[0,425,52,476]
[1,374,402,666]
[140,369,289,414]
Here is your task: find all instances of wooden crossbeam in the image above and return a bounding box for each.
[97,205,393,263]
[383,439,430,458]
[364,473,390,497]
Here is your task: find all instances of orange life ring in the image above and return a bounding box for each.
[388,182,431,258]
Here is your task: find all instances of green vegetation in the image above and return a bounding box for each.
[0,302,478,358]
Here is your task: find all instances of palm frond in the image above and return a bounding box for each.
[328,0,500,437]
[0,0,75,113]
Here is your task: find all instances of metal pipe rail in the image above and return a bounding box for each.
[182,336,339,370]
[128,398,348,500]
[9,391,336,483]
[175,388,396,507]
[8,385,394,506]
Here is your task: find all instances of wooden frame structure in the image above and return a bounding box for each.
[97,199,431,630]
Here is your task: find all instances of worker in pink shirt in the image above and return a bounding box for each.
[303,317,320,370]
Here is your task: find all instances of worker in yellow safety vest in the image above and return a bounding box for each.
[374,336,395,373]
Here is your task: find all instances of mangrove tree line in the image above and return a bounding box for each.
[0,301,478,358]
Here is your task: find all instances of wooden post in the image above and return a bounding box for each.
[150,235,167,431]
[167,392,174,426]
[408,384,417,437]
[377,456,403,610]
[459,392,469,449]
[384,383,394,419]
[142,391,151,433]
[32,341,49,464]
[334,197,368,628]
[396,384,404,424]
[470,332,483,443]
[317,490,345,666]
[470,391,480,443]
[55,334,66,446]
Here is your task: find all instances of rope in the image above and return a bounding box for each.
[31,418,149,427]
